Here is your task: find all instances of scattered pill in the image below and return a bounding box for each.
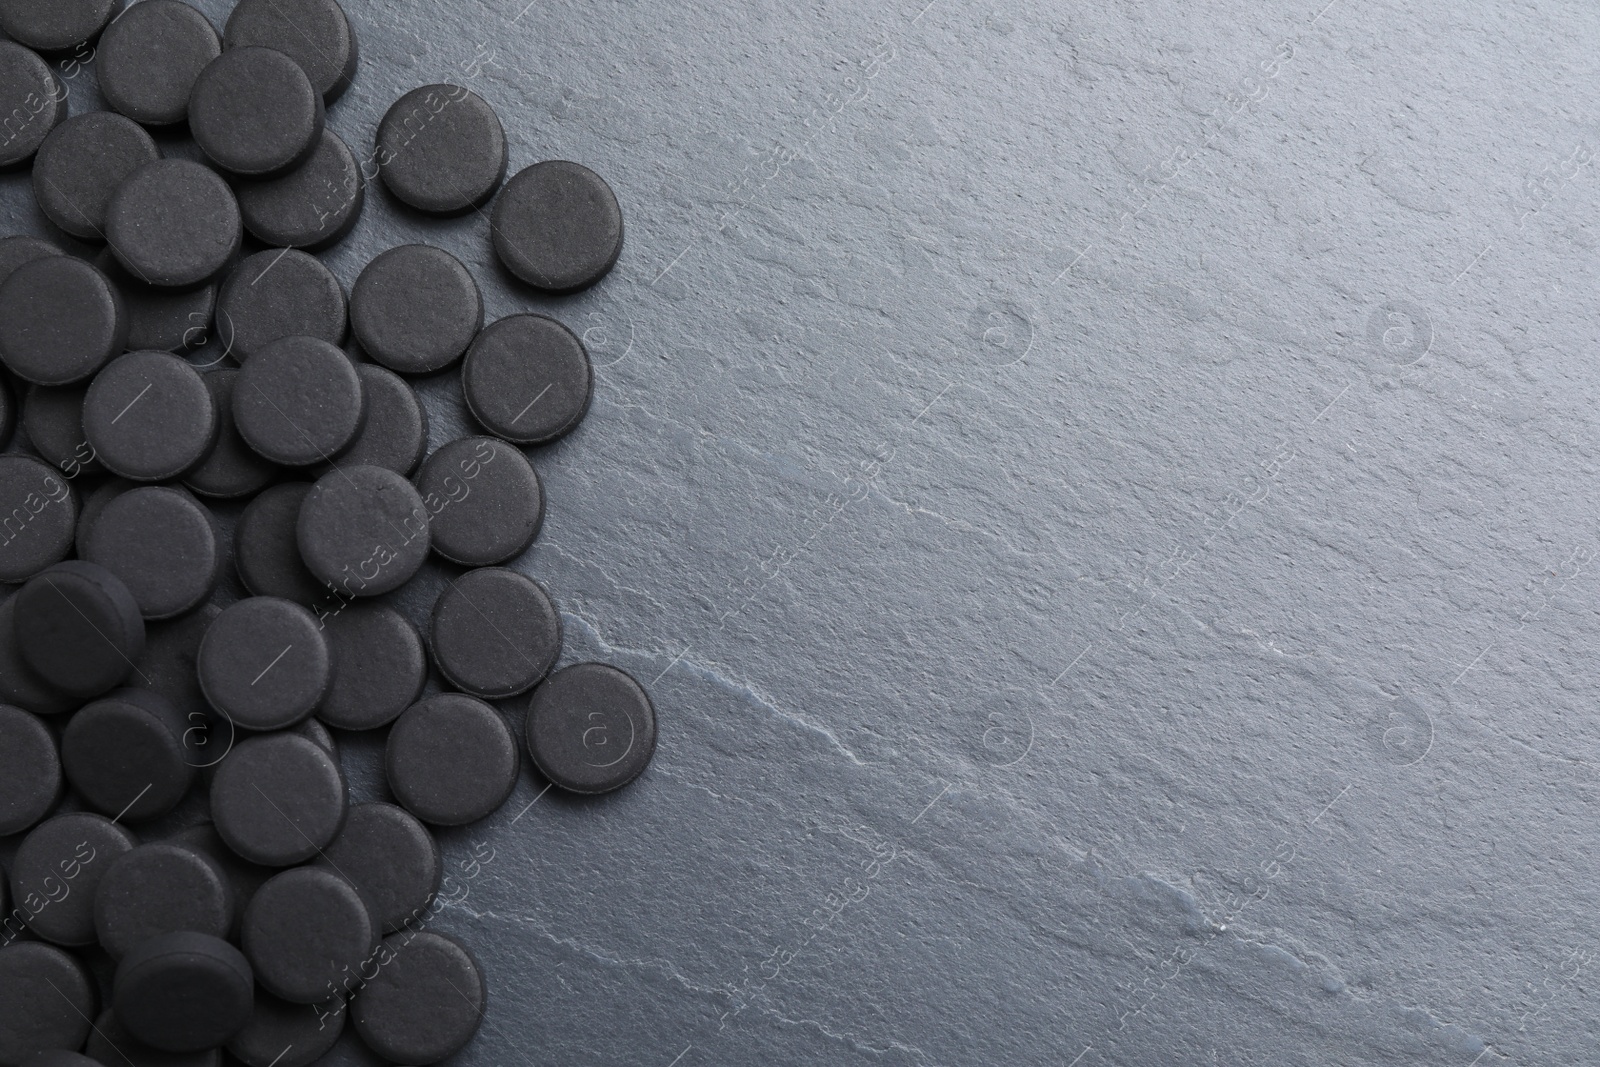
[82,486,220,621]
[233,482,327,605]
[31,112,159,241]
[85,1010,221,1067]
[131,603,218,738]
[94,250,217,355]
[315,603,425,731]
[429,566,561,698]
[106,159,242,289]
[197,596,330,731]
[114,930,254,1052]
[0,943,95,1066]
[243,866,377,1004]
[21,384,102,478]
[0,455,77,583]
[0,236,61,287]
[350,931,484,1065]
[376,84,506,215]
[225,991,344,1067]
[313,802,439,933]
[0,704,61,836]
[93,842,233,960]
[15,561,145,699]
[297,464,429,598]
[461,314,593,445]
[0,0,120,53]
[349,244,482,375]
[526,663,657,794]
[209,732,347,867]
[83,351,218,483]
[224,0,357,103]
[415,436,544,567]
[387,693,518,826]
[164,822,269,935]
[215,249,347,362]
[10,811,138,946]
[62,688,194,821]
[95,0,221,127]
[0,257,127,386]
[236,127,364,250]
[0,596,74,715]
[233,335,365,466]
[317,364,427,475]
[74,477,132,557]
[189,46,323,178]
[0,43,67,168]
[183,370,278,499]
[492,161,624,294]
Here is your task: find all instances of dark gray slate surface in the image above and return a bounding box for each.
[5,0,1600,1064]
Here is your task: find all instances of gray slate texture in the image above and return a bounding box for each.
[5,0,1600,1064]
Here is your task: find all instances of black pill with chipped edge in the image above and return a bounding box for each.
[14,560,144,699]
[61,688,194,822]
[242,866,377,1005]
[96,0,221,127]
[492,161,624,294]
[0,704,62,836]
[461,314,592,445]
[112,930,254,1052]
[429,567,561,699]
[415,436,544,567]
[386,693,518,826]
[83,351,219,483]
[526,663,658,794]
[197,596,330,731]
[209,732,347,867]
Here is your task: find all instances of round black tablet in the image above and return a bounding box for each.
[375,84,506,215]
[114,930,253,1052]
[0,236,61,287]
[313,802,439,932]
[0,597,74,715]
[106,159,242,289]
[350,931,484,1065]
[197,597,330,731]
[10,812,138,946]
[492,161,625,294]
[234,482,326,605]
[318,365,426,475]
[0,943,94,1065]
[0,704,61,836]
[95,250,217,355]
[0,42,67,168]
[189,46,323,178]
[81,487,220,620]
[62,689,194,821]
[32,112,159,241]
[416,437,543,567]
[21,384,101,478]
[93,842,233,960]
[315,603,425,731]
[226,991,344,1067]
[210,732,346,867]
[224,0,356,103]
[349,245,482,375]
[297,465,428,598]
[0,257,126,386]
[429,567,561,698]
[14,561,145,699]
[83,351,218,482]
[86,1010,222,1067]
[215,249,347,362]
[242,867,376,1004]
[164,822,270,934]
[233,336,364,466]
[0,0,120,53]
[526,663,657,794]
[237,127,364,250]
[461,314,592,445]
[386,694,518,826]
[131,603,218,735]
[96,0,220,127]
[0,455,76,583]
[73,478,131,557]
[183,370,278,499]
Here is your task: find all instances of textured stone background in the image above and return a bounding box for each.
[6,0,1600,1064]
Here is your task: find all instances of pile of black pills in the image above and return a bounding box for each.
[0,1,656,1065]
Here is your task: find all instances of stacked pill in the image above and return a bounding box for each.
[0,2,653,1065]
